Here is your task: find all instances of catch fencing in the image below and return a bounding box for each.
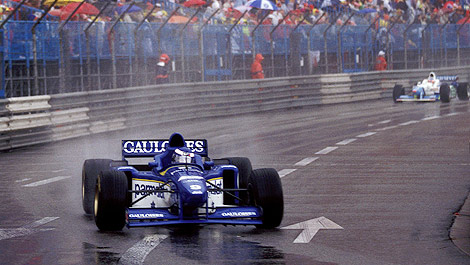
[1,66,469,151]
[2,3,470,98]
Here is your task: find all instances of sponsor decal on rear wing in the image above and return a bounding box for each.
[122,139,208,158]
[437,75,458,81]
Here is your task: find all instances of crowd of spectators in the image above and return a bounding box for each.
[2,0,470,27]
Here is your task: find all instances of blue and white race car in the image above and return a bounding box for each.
[82,133,284,231]
[393,72,469,103]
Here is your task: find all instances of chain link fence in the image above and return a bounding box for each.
[2,7,470,98]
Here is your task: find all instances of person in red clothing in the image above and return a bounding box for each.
[251,53,265,79]
[374,50,387,71]
[155,53,170,84]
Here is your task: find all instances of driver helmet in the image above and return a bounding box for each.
[172,149,195,164]
[428,72,436,81]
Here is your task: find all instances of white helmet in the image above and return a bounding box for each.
[172,149,195,164]
[428,72,436,80]
[378,50,385,56]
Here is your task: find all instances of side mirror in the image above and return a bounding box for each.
[203,161,214,170]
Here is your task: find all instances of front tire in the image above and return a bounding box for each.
[440,83,450,103]
[220,157,252,205]
[82,159,112,215]
[392,85,404,103]
[94,170,128,231]
[249,168,283,228]
[457,82,469,100]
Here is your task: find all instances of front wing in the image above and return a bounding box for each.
[126,206,263,227]
[396,95,439,102]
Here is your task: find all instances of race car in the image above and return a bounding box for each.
[392,72,469,103]
[81,133,284,231]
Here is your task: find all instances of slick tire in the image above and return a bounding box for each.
[249,168,284,229]
[82,159,112,215]
[94,170,128,231]
[457,82,469,100]
[440,83,450,103]
[392,85,404,103]
[221,157,252,205]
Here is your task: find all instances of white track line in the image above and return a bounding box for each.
[295,157,319,166]
[278,169,297,178]
[399,120,419,126]
[22,176,71,187]
[336,139,357,145]
[421,116,440,121]
[119,234,168,265]
[315,147,338,155]
[356,132,376,138]
[0,217,58,241]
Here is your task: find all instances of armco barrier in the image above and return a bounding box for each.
[1,67,469,151]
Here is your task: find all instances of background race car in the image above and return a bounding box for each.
[392,72,469,103]
[82,133,284,231]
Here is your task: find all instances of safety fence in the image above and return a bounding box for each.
[1,66,469,151]
[2,5,470,98]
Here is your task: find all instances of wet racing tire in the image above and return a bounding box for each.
[440,83,450,103]
[82,159,112,215]
[221,157,252,205]
[94,170,128,231]
[249,168,284,228]
[392,85,404,103]
[457,82,469,100]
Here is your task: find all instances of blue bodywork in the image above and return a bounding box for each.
[115,133,262,228]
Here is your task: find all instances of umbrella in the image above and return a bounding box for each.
[115,4,142,15]
[168,15,198,23]
[58,2,99,20]
[62,2,99,15]
[182,0,206,8]
[247,0,278,11]
[43,0,82,7]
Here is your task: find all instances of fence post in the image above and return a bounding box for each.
[198,9,219,82]
[323,13,341,74]
[420,23,431,69]
[269,12,290,78]
[457,17,470,66]
[84,1,112,91]
[177,9,201,83]
[439,21,450,68]
[306,13,324,74]
[32,0,59,95]
[363,16,379,71]
[227,10,248,80]
[403,23,414,69]
[385,17,399,70]
[133,4,160,87]
[109,1,137,89]
[251,12,270,59]
[337,13,354,73]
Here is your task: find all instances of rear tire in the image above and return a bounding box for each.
[440,83,450,103]
[82,159,112,215]
[392,85,404,103]
[94,170,128,231]
[457,82,469,100]
[249,168,283,228]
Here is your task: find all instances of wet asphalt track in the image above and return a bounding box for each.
[1,99,470,265]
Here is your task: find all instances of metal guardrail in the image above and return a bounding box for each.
[1,66,469,151]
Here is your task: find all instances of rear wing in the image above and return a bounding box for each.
[122,139,208,161]
[437,75,458,82]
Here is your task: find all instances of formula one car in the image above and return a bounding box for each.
[81,133,284,231]
[392,72,469,103]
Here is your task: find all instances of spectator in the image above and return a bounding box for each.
[374,50,387,71]
[156,53,171,84]
[251,53,265,79]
